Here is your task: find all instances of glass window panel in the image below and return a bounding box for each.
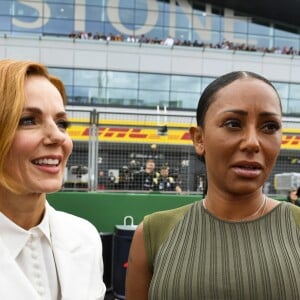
[274,27,299,38]
[138,90,169,106]
[209,31,221,45]
[248,22,270,35]
[247,34,270,49]
[47,0,74,3]
[274,38,298,52]
[85,21,105,36]
[146,26,164,40]
[104,22,122,36]
[0,1,10,15]
[201,77,215,93]
[272,82,289,99]
[65,85,73,99]
[43,19,73,35]
[0,16,11,31]
[211,14,221,31]
[136,0,149,10]
[175,27,192,42]
[48,67,73,85]
[69,86,107,103]
[174,12,190,28]
[13,2,40,17]
[106,72,138,89]
[134,9,148,26]
[192,12,219,31]
[106,87,138,102]
[116,1,135,9]
[288,100,300,114]
[191,28,212,44]
[233,17,248,34]
[49,4,73,19]
[290,84,300,99]
[139,74,170,91]
[74,69,100,86]
[170,92,199,109]
[87,0,106,5]
[171,75,201,92]
[281,98,288,114]
[12,17,42,33]
[120,8,134,24]
[86,5,105,21]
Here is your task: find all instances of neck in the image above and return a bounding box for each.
[202,194,269,222]
[0,189,46,230]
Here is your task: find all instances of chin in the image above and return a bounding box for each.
[34,180,63,193]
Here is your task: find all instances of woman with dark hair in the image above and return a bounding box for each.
[287,188,300,206]
[126,71,300,299]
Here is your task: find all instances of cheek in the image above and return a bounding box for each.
[6,136,30,163]
[64,137,73,158]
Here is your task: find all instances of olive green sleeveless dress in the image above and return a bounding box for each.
[144,201,300,299]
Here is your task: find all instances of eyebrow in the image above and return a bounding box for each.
[223,109,281,117]
[22,107,67,118]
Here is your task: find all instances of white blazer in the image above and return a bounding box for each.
[0,204,106,300]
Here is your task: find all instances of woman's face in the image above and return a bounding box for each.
[191,78,282,195]
[4,75,73,194]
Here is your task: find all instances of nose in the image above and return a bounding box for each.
[240,126,260,153]
[43,122,66,145]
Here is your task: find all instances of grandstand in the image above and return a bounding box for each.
[0,0,299,194]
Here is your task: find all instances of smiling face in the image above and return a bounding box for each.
[3,75,73,195]
[190,77,282,196]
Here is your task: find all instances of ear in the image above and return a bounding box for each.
[189,126,205,156]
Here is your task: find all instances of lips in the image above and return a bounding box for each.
[32,158,60,166]
[232,161,262,178]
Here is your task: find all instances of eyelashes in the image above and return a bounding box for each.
[221,118,281,133]
[18,116,71,130]
[57,120,71,130]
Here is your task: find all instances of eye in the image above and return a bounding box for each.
[222,119,241,129]
[56,120,71,130]
[18,116,35,126]
[261,121,281,133]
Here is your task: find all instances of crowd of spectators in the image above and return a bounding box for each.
[97,159,182,193]
[69,31,300,56]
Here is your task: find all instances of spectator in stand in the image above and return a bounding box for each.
[154,165,182,193]
[163,36,174,47]
[133,159,158,191]
[93,32,100,40]
[99,32,107,41]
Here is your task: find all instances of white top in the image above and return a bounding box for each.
[0,206,60,299]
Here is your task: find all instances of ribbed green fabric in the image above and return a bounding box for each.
[144,201,300,299]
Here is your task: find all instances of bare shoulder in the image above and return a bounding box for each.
[125,222,152,300]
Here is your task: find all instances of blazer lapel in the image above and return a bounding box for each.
[0,238,40,300]
[48,206,97,300]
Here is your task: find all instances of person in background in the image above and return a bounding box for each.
[126,71,300,299]
[107,171,117,189]
[97,170,107,190]
[287,188,300,206]
[133,159,158,191]
[0,59,106,299]
[154,165,182,193]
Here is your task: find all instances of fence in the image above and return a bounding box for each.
[63,107,300,195]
